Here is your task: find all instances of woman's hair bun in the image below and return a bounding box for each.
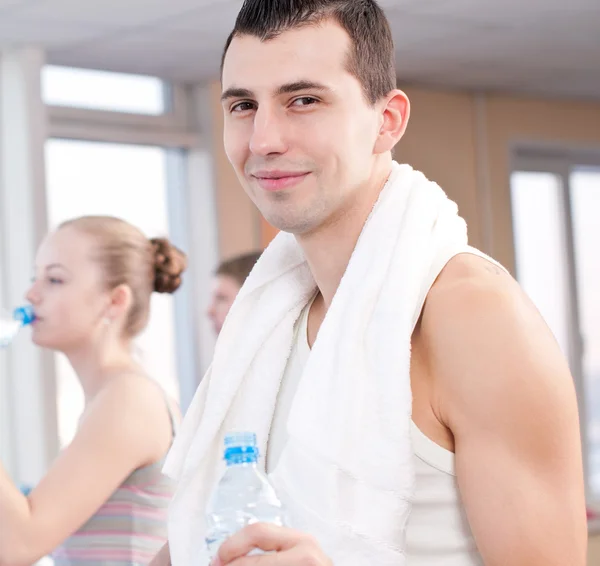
[150,238,187,294]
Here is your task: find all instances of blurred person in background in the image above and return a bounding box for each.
[0,216,186,566]
[207,251,262,335]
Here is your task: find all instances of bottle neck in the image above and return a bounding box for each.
[225,457,259,467]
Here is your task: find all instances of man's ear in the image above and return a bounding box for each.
[374,89,411,154]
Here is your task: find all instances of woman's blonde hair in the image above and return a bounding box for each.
[60,216,187,337]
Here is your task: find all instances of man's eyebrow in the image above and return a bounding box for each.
[221,81,330,102]
[275,80,330,96]
[221,87,254,102]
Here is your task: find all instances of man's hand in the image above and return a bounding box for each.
[211,523,332,566]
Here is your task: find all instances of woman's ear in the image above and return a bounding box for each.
[106,284,133,323]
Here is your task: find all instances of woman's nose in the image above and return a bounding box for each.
[25,281,41,305]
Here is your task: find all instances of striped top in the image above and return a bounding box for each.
[52,404,177,565]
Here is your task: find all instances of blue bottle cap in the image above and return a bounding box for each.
[223,431,259,465]
[13,305,35,326]
[224,431,257,449]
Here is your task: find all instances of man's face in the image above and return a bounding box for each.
[221,20,386,236]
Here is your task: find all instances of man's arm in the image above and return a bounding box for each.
[149,542,170,566]
[424,256,587,566]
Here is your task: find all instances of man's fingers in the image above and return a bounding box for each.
[216,523,311,564]
[226,546,310,566]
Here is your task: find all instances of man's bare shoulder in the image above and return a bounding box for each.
[429,252,517,299]
[420,252,574,430]
[423,251,533,337]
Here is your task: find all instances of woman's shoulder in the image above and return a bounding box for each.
[84,372,178,465]
[94,372,174,414]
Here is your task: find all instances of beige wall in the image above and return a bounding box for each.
[395,87,482,249]
[590,533,600,565]
[208,81,261,260]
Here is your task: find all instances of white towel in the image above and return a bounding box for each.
[164,161,469,565]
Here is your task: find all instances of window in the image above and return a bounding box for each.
[511,155,600,504]
[511,171,572,359]
[42,66,167,115]
[570,168,600,498]
[45,139,180,447]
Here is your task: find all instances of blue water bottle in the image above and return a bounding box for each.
[0,305,35,348]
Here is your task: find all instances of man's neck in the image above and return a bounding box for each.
[297,160,393,309]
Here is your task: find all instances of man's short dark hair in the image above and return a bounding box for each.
[216,251,262,287]
[221,0,396,105]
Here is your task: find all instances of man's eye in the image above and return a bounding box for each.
[292,97,318,107]
[231,101,255,113]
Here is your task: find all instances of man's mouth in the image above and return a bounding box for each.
[252,170,310,192]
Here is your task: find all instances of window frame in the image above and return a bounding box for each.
[511,144,600,507]
[47,81,199,148]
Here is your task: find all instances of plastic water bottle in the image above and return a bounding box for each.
[205,431,288,560]
[0,306,35,348]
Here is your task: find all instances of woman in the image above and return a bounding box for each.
[0,216,186,565]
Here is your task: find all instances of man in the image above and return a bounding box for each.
[207,252,262,335]
[153,1,587,565]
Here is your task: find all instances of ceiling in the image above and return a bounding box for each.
[0,0,599,99]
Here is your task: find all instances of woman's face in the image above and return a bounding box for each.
[26,227,112,352]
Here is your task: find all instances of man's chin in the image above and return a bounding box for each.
[268,221,316,237]
[260,212,306,235]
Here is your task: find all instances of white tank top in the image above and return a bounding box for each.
[267,296,484,566]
